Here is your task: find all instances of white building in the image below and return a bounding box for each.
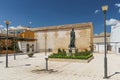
[93,32,110,53]
[110,25,120,54]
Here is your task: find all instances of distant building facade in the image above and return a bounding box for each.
[17,30,37,53]
[93,32,110,53]
[0,29,36,54]
[32,22,93,53]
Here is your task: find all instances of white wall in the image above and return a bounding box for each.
[94,44,105,53]
[110,25,120,53]
[18,41,36,53]
[47,31,55,50]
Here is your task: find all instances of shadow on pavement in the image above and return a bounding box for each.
[0,61,3,63]
[31,69,58,74]
[8,64,32,68]
[108,72,120,78]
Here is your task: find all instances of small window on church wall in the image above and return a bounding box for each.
[32,44,34,52]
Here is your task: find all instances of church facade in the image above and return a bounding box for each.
[110,24,120,54]
[32,22,93,53]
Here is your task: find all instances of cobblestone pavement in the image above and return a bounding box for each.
[0,53,120,80]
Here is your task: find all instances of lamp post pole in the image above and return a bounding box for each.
[14,30,16,60]
[45,32,48,71]
[102,5,108,78]
[0,30,1,55]
[5,21,10,68]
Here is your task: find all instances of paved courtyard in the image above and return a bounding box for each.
[0,53,120,80]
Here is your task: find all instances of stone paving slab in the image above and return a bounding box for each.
[0,53,120,80]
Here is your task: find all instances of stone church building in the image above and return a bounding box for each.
[32,22,93,53]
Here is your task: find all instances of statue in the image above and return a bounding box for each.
[69,28,75,48]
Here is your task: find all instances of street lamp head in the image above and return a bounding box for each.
[5,20,10,25]
[102,5,108,13]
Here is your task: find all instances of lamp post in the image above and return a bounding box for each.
[102,5,108,78]
[5,20,10,68]
[44,32,48,71]
[14,29,16,60]
[0,30,1,55]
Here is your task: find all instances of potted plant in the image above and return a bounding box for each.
[27,52,34,57]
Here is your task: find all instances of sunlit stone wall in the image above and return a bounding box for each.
[33,22,93,53]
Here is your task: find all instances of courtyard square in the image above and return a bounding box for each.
[0,53,120,80]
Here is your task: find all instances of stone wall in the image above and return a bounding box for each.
[33,22,93,53]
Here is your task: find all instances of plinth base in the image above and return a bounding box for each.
[67,48,77,56]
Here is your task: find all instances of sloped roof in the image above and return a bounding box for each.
[31,22,93,32]
[94,32,110,37]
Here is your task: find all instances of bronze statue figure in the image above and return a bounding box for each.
[69,28,75,48]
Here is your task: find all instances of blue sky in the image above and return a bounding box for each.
[0,0,120,34]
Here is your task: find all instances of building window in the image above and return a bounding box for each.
[107,44,111,51]
[26,44,29,52]
[32,44,34,52]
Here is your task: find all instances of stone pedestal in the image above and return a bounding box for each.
[71,48,76,53]
[67,48,77,56]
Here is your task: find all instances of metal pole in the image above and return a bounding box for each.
[98,43,99,53]
[45,32,48,71]
[104,11,108,78]
[6,24,8,68]
[14,30,16,60]
[35,34,37,53]
[0,32,1,55]
[45,35,47,56]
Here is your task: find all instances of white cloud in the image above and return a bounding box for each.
[94,10,100,14]
[8,25,27,30]
[9,26,15,29]
[16,25,27,29]
[94,34,98,36]
[106,18,120,28]
[106,18,119,26]
[0,25,4,28]
[0,25,28,32]
[29,21,32,24]
[115,3,120,7]
[115,3,120,13]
